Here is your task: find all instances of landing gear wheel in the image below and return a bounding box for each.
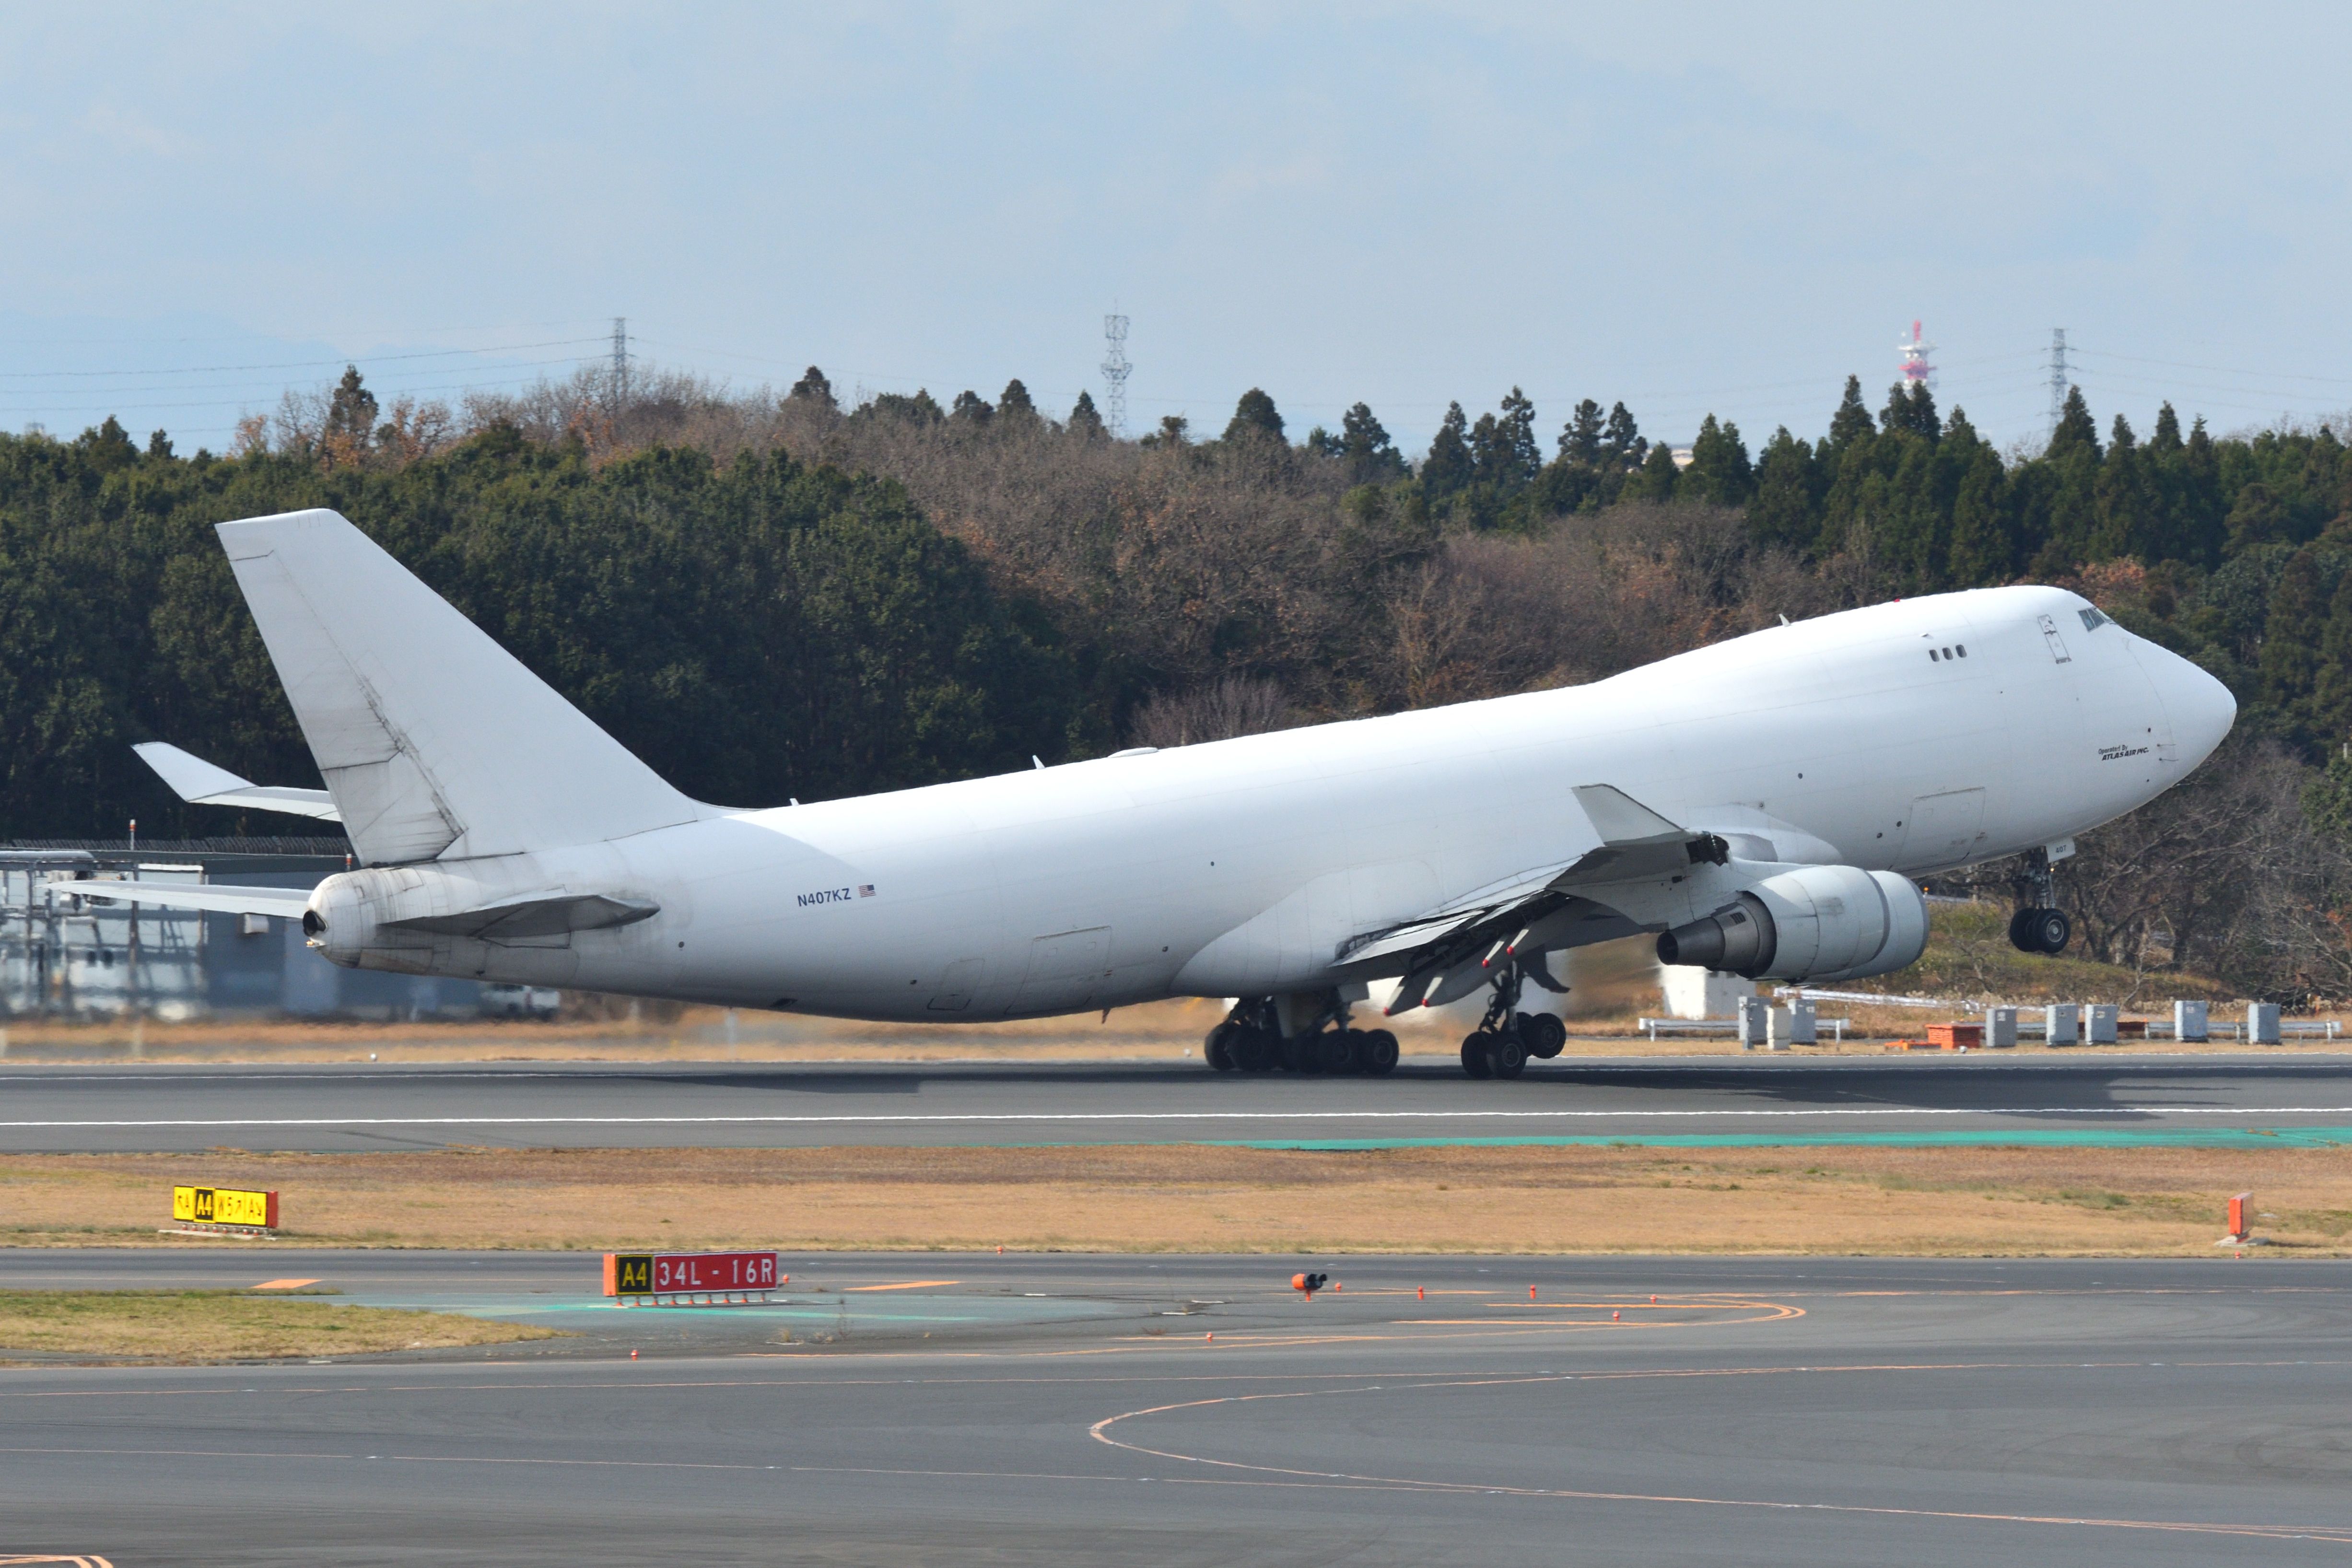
[2030,907,2071,955]
[1234,1028,1278,1072]
[2010,906,2071,955]
[1460,1032,1496,1079]
[1361,1029,1400,1076]
[1316,1030,1354,1074]
[1520,1013,1567,1059]
[1488,1032,1529,1078]
[1204,1024,1237,1071]
[2007,908,2040,953]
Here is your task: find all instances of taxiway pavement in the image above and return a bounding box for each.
[4,1250,2350,1565]
[5,1054,2352,1152]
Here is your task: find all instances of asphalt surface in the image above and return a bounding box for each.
[7,1054,2352,1152]
[5,1250,2352,1565]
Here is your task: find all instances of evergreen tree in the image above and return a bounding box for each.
[323,366,377,461]
[1946,446,2013,585]
[1745,427,1818,551]
[1826,375,1874,449]
[1066,390,1105,438]
[788,366,837,410]
[861,389,945,425]
[2317,571,2352,741]
[1623,439,1680,503]
[2183,415,2225,565]
[1880,381,1938,440]
[950,390,995,426]
[145,429,173,461]
[1601,402,1644,469]
[77,416,139,474]
[1559,398,1605,466]
[1224,388,1285,444]
[2048,386,2101,461]
[2150,402,2183,455]
[1684,414,1753,506]
[997,379,1041,427]
[1337,402,1406,482]
[1422,402,1474,500]
[1485,387,1541,488]
[2227,483,2286,553]
[2260,545,2329,712]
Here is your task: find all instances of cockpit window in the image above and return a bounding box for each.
[2078,606,2111,631]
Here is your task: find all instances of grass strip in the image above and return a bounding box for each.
[0,1289,567,1362]
[3,1143,2350,1257]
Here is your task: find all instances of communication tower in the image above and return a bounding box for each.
[2046,328,2071,440]
[1100,314,1131,439]
[1898,320,1936,391]
[611,317,630,406]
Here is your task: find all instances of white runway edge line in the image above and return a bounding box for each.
[6,1107,2352,1130]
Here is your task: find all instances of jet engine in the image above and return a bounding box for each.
[1655,865,1927,983]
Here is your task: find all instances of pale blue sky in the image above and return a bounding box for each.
[2,3,2348,456]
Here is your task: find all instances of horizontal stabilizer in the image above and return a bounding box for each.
[386,892,659,941]
[77,882,316,919]
[132,742,342,821]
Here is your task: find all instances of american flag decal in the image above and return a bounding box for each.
[857,884,876,897]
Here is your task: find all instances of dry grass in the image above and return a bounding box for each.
[5,1144,2347,1257]
[0,1289,565,1362]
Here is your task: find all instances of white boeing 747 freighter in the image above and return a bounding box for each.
[116,508,2233,1078]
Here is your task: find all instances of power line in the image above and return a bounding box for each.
[0,337,604,381]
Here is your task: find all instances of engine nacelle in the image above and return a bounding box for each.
[1656,865,1927,983]
[301,868,418,971]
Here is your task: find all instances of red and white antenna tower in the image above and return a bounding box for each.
[1898,319,1937,391]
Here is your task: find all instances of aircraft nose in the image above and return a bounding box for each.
[2144,643,2237,764]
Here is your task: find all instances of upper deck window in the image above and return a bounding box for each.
[2078,606,2111,631]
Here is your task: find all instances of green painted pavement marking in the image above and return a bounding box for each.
[1202,1127,2352,1151]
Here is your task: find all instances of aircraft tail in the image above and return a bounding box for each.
[217,508,701,865]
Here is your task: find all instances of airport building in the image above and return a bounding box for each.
[0,840,509,1020]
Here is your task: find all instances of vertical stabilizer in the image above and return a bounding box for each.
[217,508,700,864]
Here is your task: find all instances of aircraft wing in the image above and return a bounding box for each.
[1337,784,1725,1014]
[132,741,343,821]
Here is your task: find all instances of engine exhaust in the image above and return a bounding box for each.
[1657,893,1777,977]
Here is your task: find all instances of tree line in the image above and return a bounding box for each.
[2,359,2348,996]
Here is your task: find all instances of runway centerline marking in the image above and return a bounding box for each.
[8,1105,2352,1130]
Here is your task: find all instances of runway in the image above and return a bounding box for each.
[6,1054,2352,1152]
[5,1250,2352,1565]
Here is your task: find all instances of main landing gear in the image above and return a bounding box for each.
[2007,847,2072,956]
[1204,996,1400,1077]
[1458,960,1567,1079]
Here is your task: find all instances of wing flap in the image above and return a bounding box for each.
[1343,784,1718,1013]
